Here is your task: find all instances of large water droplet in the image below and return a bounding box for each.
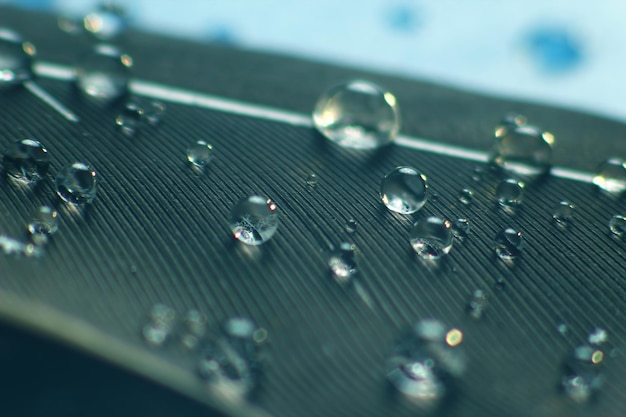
[593,158,626,195]
[74,44,132,103]
[494,227,523,260]
[381,166,428,214]
[28,206,59,245]
[458,188,474,205]
[491,124,553,179]
[3,138,49,185]
[552,201,575,228]
[83,2,128,40]
[313,80,400,149]
[0,28,34,89]
[467,289,488,320]
[386,319,465,411]
[561,345,605,404]
[608,215,626,239]
[230,195,279,245]
[115,101,143,137]
[410,217,453,259]
[186,140,214,169]
[587,328,608,346]
[328,242,357,284]
[55,162,97,205]
[495,178,524,210]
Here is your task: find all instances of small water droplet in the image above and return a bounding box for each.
[0,28,34,89]
[494,227,523,261]
[467,290,488,320]
[552,201,575,228]
[55,162,97,205]
[150,303,176,329]
[561,345,605,404]
[74,44,132,103]
[495,178,524,210]
[27,206,59,245]
[306,173,318,188]
[180,309,208,350]
[381,166,428,214]
[142,322,170,347]
[344,218,357,234]
[410,217,453,259]
[491,124,553,179]
[587,328,608,346]
[115,101,143,136]
[594,158,626,196]
[3,138,49,185]
[313,80,400,149]
[557,323,568,336]
[186,140,214,169]
[386,319,465,411]
[230,195,279,246]
[471,167,484,182]
[608,215,626,239]
[83,2,128,40]
[143,100,166,125]
[458,188,474,205]
[452,218,470,240]
[328,242,357,284]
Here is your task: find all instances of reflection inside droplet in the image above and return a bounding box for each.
[494,227,523,261]
[491,124,553,179]
[74,44,131,103]
[55,162,97,205]
[328,242,357,284]
[3,138,49,185]
[229,195,279,245]
[0,28,34,89]
[410,217,453,259]
[593,158,626,196]
[381,166,428,214]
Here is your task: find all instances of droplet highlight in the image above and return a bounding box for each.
[593,158,626,195]
[3,138,49,185]
[74,44,131,103]
[587,328,608,346]
[494,227,523,261]
[608,215,626,239]
[495,178,524,210]
[381,166,428,214]
[230,195,279,245]
[458,188,474,205]
[410,217,453,259]
[27,206,59,245]
[491,124,553,179]
[344,218,358,234]
[115,101,143,137]
[186,140,214,169]
[55,162,97,205]
[313,80,400,149]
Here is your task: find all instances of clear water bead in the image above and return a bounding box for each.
[381,166,428,214]
[494,227,523,260]
[186,141,214,169]
[143,101,166,125]
[410,217,453,259]
[313,80,400,149]
[592,158,626,195]
[491,124,553,179]
[28,206,59,245]
[0,28,35,89]
[458,188,474,205]
[552,201,575,228]
[608,215,626,238]
[55,162,97,205]
[230,195,279,245]
[495,178,524,209]
[306,173,318,188]
[328,242,357,284]
[452,218,470,239]
[75,44,132,103]
[116,101,143,136]
[3,138,49,185]
[83,2,128,40]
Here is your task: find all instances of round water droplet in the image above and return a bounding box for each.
[458,188,474,205]
[56,162,97,205]
[552,201,575,228]
[230,195,279,245]
[495,178,524,209]
[328,242,357,284]
[608,215,626,239]
[150,303,176,329]
[142,322,171,347]
[180,309,208,350]
[313,79,400,149]
[467,289,488,320]
[74,44,132,103]
[410,217,453,259]
[494,227,523,260]
[143,100,166,125]
[593,158,626,195]
[471,167,484,182]
[306,173,318,188]
[491,124,553,179]
[452,218,470,239]
[27,206,59,245]
[186,140,214,169]
[344,218,357,234]
[587,328,608,346]
[3,138,49,185]
[115,101,143,137]
[381,166,428,214]
[0,28,34,89]
[83,2,128,40]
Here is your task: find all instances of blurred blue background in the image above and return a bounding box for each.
[5,0,626,123]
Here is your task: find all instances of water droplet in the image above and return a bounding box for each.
[186,140,214,170]
[471,167,484,182]
[344,218,357,234]
[0,28,34,89]
[491,124,553,179]
[467,290,488,320]
[83,2,128,40]
[593,158,626,195]
[142,303,176,347]
[142,322,170,347]
[495,178,524,210]
[500,112,528,128]
[55,162,97,205]
[27,206,59,245]
[3,138,49,185]
[386,319,465,411]
[313,80,400,149]
[150,303,176,328]
[561,345,605,404]
[328,242,357,284]
[552,201,575,228]
[410,217,453,259]
[587,328,608,346]
[494,227,523,261]
[230,195,279,246]
[180,309,208,350]
[74,44,132,103]
[115,101,143,137]
[458,188,474,205]
[0,234,43,258]
[381,166,428,214]
[557,323,568,336]
[306,173,318,188]
[143,100,166,125]
[608,215,626,239]
[452,218,470,239]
